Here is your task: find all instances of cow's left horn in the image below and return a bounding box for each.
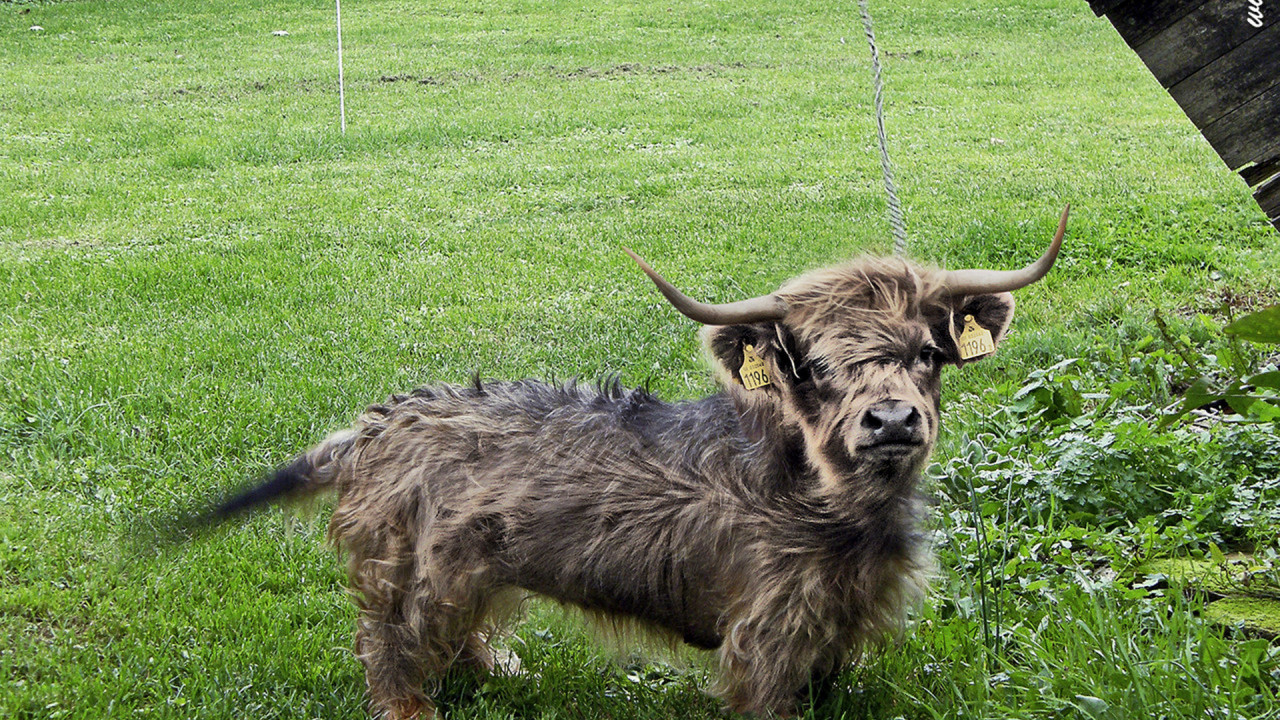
[623,248,790,325]
[942,204,1069,297]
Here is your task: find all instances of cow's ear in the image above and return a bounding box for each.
[702,322,807,389]
[702,322,803,443]
[933,292,1016,366]
[703,323,772,389]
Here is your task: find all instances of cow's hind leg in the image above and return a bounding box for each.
[352,571,499,718]
[354,612,434,720]
[347,535,436,720]
[339,522,468,718]
[336,483,510,718]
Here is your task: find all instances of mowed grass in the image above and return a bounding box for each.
[2,0,1279,718]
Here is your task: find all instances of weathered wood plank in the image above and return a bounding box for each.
[1168,22,1280,127]
[1103,0,1209,48]
[1204,92,1280,171]
[1136,0,1274,88]
[1201,82,1280,169]
[1088,0,1130,17]
[1242,156,1280,187]
[1255,175,1280,216]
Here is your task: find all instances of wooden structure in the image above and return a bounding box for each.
[1089,0,1280,232]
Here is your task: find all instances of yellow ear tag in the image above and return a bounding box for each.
[957,315,996,360]
[739,344,772,390]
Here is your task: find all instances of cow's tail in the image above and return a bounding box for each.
[206,428,359,523]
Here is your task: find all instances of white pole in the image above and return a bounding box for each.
[336,0,347,134]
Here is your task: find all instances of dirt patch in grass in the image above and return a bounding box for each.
[556,62,747,79]
[1174,287,1280,319]
[372,62,754,88]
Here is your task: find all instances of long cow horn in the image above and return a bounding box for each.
[623,247,790,325]
[942,204,1070,297]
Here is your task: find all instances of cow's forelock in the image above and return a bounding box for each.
[789,323,942,496]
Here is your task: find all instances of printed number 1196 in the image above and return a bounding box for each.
[961,336,994,358]
[742,367,770,390]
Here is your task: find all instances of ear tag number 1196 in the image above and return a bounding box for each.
[957,315,995,360]
[739,344,772,390]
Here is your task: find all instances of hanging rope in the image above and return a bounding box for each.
[336,0,347,134]
[857,0,907,256]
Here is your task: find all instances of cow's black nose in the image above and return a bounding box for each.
[860,400,923,445]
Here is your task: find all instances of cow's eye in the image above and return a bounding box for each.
[918,346,940,365]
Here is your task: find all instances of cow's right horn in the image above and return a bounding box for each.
[942,204,1069,297]
[624,248,790,326]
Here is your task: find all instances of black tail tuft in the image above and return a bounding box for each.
[134,455,316,551]
[138,429,354,551]
[210,454,313,521]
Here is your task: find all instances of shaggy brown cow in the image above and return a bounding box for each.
[208,207,1068,719]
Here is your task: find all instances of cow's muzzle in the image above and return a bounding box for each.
[856,400,926,451]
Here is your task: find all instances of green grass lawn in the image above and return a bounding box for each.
[3,0,1279,718]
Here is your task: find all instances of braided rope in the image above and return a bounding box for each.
[857,0,907,256]
[336,0,347,134]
